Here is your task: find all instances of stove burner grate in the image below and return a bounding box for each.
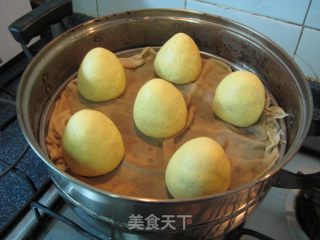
[0,54,50,235]
[296,188,320,240]
[32,202,108,240]
[27,197,275,240]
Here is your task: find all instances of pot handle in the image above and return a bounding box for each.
[272,80,320,189]
[8,0,72,59]
[271,169,320,189]
[272,116,320,189]
[308,118,320,136]
[307,80,320,136]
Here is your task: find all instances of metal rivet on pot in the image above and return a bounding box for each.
[225,43,232,51]
[42,73,48,83]
[94,36,100,43]
[45,85,51,94]
[288,118,294,128]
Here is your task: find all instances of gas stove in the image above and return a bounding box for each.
[1,7,320,240]
[1,50,320,240]
[1,88,319,240]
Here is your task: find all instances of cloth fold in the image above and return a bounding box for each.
[45,48,286,198]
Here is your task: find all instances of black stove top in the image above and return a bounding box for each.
[296,188,320,240]
[0,52,50,233]
[0,12,91,235]
[1,8,320,239]
[2,45,319,240]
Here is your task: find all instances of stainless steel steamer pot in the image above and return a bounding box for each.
[10,8,320,239]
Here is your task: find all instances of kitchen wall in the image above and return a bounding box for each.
[72,0,320,79]
[0,0,35,66]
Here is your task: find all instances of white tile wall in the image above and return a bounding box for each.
[201,0,311,24]
[72,0,98,17]
[305,0,320,30]
[0,0,35,66]
[295,27,320,78]
[187,0,302,56]
[71,0,320,78]
[97,0,185,16]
